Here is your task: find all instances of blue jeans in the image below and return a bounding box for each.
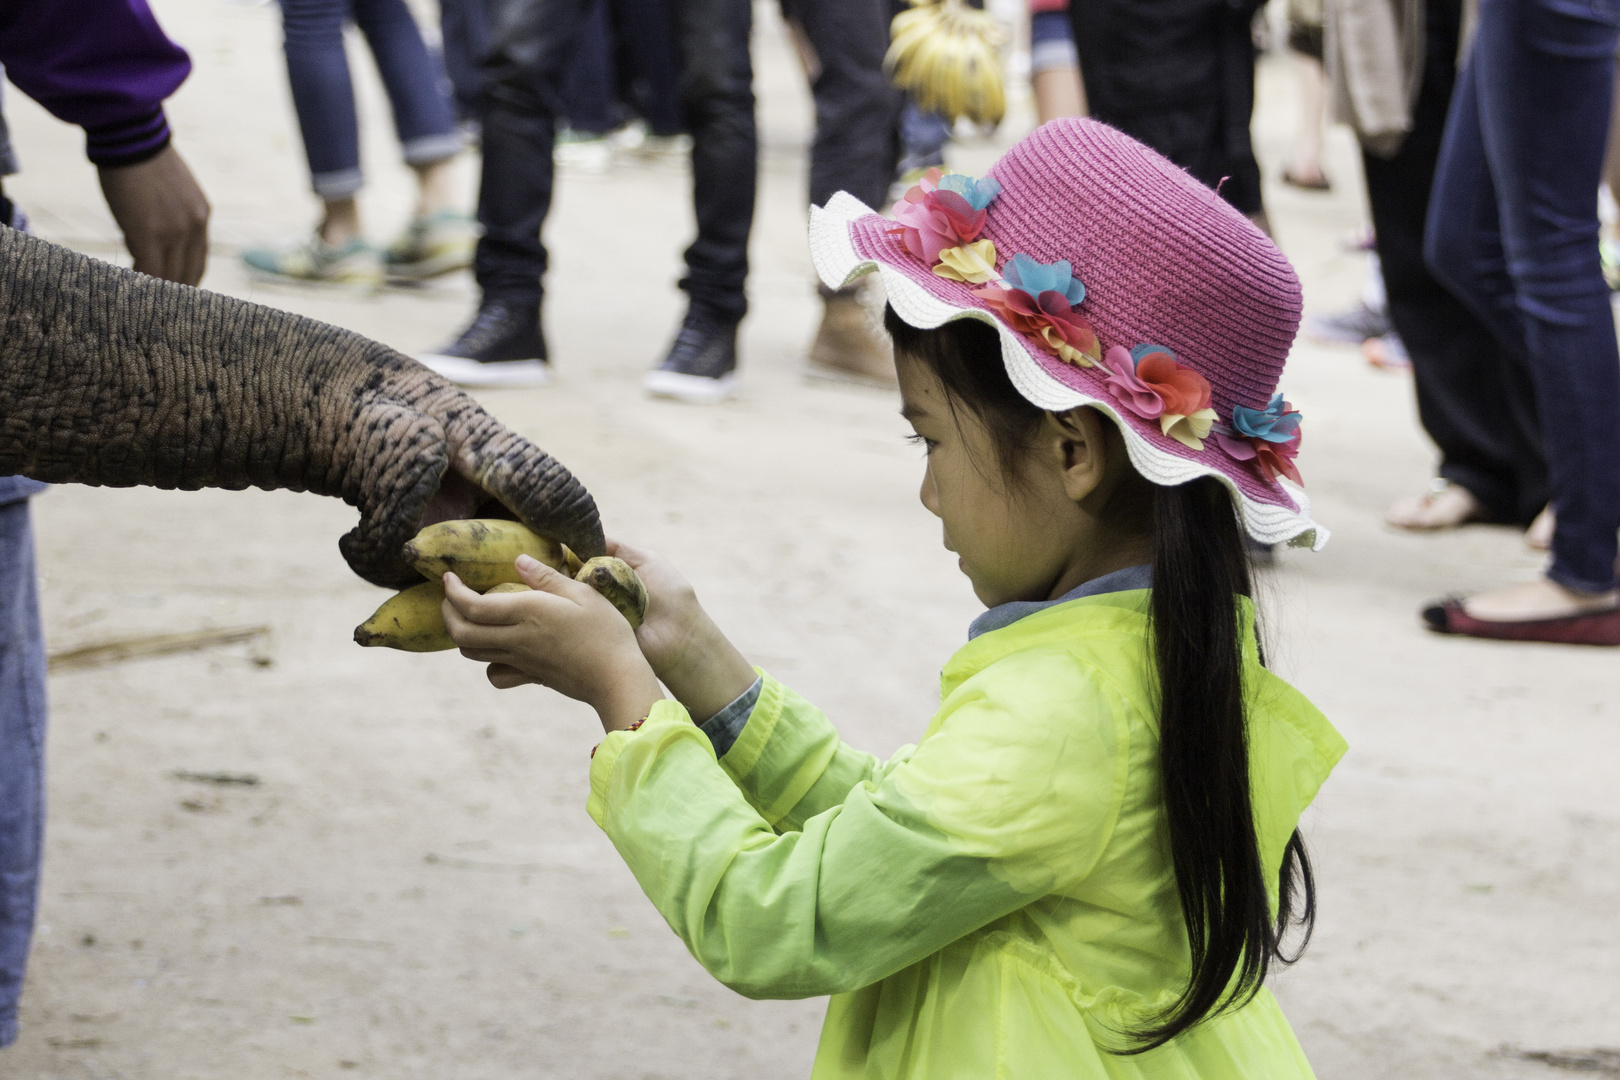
[1426,0,1620,593]
[0,487,46,1048]
[280,0,462,199]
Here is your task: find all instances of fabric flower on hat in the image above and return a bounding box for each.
[977,253,1100,366]
[934,240,999,283]
[889,168,993,266]
[935,171,1002,210]
[1099,344,1219,450]
[1213,394,1304,484]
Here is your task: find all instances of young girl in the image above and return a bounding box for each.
[441,118,1347,1077]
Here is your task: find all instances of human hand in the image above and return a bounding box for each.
[97,143,210,285]
[442,555,663,732]
[607,539,756,722]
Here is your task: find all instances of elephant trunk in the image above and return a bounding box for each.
[0,227,604,586]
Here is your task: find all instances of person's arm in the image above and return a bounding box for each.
[441,554,1133,997]
[0,0,208,282]
[587,650,1132,998]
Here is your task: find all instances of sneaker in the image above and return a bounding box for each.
[643,308,739,403]
[242,233,384,291]
[416,299,551,388]
[806,287,896,387]
[1304,302,1391,345]
[556,129,613,174]
[384,212,476,281]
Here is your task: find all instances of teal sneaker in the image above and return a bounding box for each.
[242,233,383,291]
[383,211,476,281]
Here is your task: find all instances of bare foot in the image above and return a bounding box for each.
[1462,577,1619,621]
[1386,480,1483,530]
[1525,505,1554,551]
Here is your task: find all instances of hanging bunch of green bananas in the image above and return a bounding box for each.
[885,0,1007,127]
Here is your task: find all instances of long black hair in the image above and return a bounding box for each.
[886,307,1316,1052]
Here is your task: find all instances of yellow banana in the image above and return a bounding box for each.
[354,581,454,652]
[574,557,649,629]
[886,0,1006,126]
[403,518,567,590]
[356,540,648,651]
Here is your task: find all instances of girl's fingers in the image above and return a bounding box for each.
[604,537,650,569]
[515,554,591,599]
[486,663,536,690]
[442,596,519,650]
[457,646,510,664]
[442,572,524,625]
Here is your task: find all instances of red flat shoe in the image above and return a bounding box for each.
[1422,599,1620,645]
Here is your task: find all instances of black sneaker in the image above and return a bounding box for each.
[417,299,550,388]
[643,308,739,403]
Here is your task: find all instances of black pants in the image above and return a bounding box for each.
[475,0,753,319]
[1362,0,1546,524]
[474,0,899,323]
[1069,0,1264,216]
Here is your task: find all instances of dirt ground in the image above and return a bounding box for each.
[3,0,1617,1077]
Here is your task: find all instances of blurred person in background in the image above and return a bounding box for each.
[1283,0,1331,190]
[0,0,210,1048]
[1420,0,1620,644]
[419,0,901,398]
[1030,0,1085,123]
[1327,0,1548,534]
[1069,0,1270,232]
[242,0,472,289]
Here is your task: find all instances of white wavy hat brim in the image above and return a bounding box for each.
[809,192,1327,551]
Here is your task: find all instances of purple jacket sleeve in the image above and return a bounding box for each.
[0,0,191,166]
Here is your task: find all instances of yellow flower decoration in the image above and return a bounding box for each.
[1038,326,1101,368]
[1160,408,1219,450]
[932,240,999,284]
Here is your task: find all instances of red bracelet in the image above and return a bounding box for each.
[590,715,650,759]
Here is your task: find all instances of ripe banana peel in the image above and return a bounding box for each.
[354,518,648,651]
[354,581,453,652]
[403,519,567,589]
[885,0,1006,127]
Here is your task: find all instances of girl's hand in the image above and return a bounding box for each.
[605,539,757,722]
[442,556,663,733]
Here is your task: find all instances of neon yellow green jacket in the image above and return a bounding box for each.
[587,589,1346,1078]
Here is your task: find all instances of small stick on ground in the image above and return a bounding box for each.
[48,626,271,673]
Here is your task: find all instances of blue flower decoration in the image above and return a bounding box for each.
[1230,393,1302,443]
[1129,343,1175,366]
[936,172,1002,211]
[1003,253,1086,306]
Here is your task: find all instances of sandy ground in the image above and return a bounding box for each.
[3,1,1618,1077]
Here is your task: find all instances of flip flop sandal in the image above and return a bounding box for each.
[1422,599,1620,646]
[1282,169,1332,192]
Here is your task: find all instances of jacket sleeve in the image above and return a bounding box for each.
[708,672,890,833]
[0,0,191,165]
[586,651,1133,999]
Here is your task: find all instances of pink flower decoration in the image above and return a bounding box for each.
[979,285,1100,366]
[888,168,988,265]
[1100,345,1219,449]
[1100,346,1166,418]
[1214,427,1304,486]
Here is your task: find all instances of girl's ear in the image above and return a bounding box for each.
[1048,406,1112,504]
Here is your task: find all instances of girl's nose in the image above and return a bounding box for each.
[919,467,941,517]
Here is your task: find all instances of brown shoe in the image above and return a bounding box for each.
[806,286,896,387]
[1422,599,1620,645]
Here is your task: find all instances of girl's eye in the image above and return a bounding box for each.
[904,432,938,453]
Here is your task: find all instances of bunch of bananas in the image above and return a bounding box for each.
[354,519,648,652]
[885,0,1007,127]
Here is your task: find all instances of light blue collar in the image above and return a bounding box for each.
[967,564,1153,640]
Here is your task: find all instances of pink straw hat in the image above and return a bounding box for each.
[809,117,1325,550]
